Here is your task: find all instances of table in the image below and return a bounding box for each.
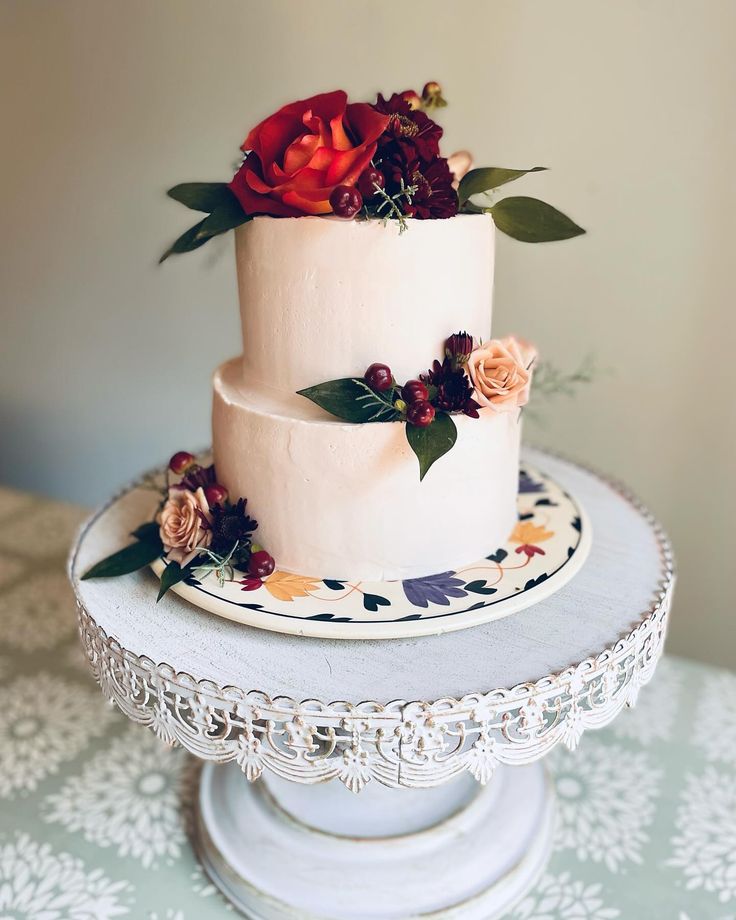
[1,482,735,919]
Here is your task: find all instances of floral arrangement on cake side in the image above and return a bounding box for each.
[300,331,537,479]
[160,81,584,259]
[82,452,275,598]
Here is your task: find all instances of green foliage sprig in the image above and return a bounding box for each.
[458,168,585,243]
[160,183,252,262]
[298,378,458,481]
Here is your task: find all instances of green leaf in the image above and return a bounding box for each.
[405,413,458,481]
[159,218,210,263]
[81,539,162,580]
[458,167,546,205]
[130,521,161,543]
[193,192,250,240]
[167,182,233,213]
[157,560,195,602]
[490,197,585,243]
[297,379,400,423]
[160,190,251,262]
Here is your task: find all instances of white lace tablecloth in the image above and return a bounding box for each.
[0,483,734,920]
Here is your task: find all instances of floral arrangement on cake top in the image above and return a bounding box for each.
[161,81,584,260]
[82,452,275,597]
[299,331,537,479]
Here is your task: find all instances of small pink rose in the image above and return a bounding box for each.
[466,336,538,411]
[447,150,473,189]
[158,487,212,568]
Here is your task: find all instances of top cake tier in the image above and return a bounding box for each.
[235,214,495,400]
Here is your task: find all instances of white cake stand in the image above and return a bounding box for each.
[69,449,673,920]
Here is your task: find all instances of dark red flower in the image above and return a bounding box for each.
[239,577,263,591]
[403,158,458,220]
[515,544,546,558]
[179,463,217,491]
[210,498,257,563]
[373,93,443,161]
[445,331,475,364]
[421,358,480,417]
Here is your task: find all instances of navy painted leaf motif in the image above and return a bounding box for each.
[523,573,549,591]
[402,572,467,608]
[567,546,574,557]
[465,579,498,596]
[395,614,423,622]
[519,469,545,493]
[236,602,264,610]
[307,613,353,622]
[572,516,582,532]
[487,548,508,564]
[534,498,558,507]
[518,512,535,521]
[363,593,390,612]
[323,579,347,591]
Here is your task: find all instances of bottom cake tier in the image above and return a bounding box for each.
[212,359,521,581]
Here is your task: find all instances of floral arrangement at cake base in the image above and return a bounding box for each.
[82,452,275,599]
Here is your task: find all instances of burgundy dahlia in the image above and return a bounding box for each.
[209,498,258,564]
[421,358,481,418]
[373,93,443,161]
[403,158,458,220]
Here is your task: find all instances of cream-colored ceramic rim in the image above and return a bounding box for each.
[149,462,592,640]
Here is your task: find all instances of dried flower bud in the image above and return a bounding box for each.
[400,90,422,110]
[421,81,447,109]
[445,331,475,365]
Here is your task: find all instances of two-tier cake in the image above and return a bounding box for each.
[83,83,585,627]
[213,214,519,580]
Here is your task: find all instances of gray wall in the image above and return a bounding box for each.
[1,0,734,669]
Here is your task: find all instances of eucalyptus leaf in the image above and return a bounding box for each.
[405,413,457,481]
[458,166,546,205]
[490,197,585,243]
[167,182,233,213]
[81,538,162,580]
[297,379,400,423]
[157,560,195,602]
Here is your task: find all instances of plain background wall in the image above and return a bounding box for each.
[1,0,734,669]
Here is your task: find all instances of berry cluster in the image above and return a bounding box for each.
[362,331,480,428]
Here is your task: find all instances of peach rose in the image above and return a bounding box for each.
[447,150,473,189]
[159,487,212,567]
[466,336,538,411]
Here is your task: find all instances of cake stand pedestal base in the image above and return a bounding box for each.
[194,762,556,919]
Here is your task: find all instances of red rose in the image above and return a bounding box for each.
[229,90,389,217]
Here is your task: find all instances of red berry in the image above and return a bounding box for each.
[248,550,275,579]
[364,363,393,392]
[169,451,196,474]
[406,400,436,427]
[401,379,429,404]
[329,184,363,219]
[204,483,228,507]
[357,168,385,200]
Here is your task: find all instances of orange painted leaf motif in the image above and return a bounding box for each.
[263,571,321,602]
[509,521,554,545]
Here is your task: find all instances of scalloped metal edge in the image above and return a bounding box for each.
[68,449,674,789]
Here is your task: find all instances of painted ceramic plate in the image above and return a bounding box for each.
[151,463,590,639]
